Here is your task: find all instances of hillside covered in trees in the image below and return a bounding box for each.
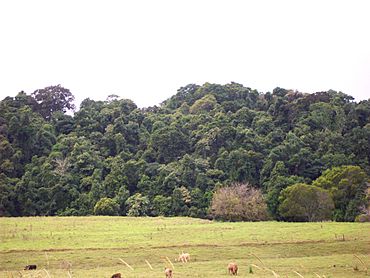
[0,83,369,221]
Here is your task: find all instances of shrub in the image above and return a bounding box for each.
[57,208,80,216]
[210,183,269,221]
[355,214,370,222]
[94,197,119,216]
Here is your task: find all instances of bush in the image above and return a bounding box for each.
[210,183,269,221]
[94,197,119,216]
[355,214,370,222]
[57,208,80,216]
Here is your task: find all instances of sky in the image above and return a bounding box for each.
[0,0,369,108]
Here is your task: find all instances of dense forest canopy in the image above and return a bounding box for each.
[0,83,369,221]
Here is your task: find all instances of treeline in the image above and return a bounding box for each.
[0,83,369,221]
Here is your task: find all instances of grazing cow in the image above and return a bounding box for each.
[228,262,238,275]
[177,252,190,263]
[164,267,173,278]
[24,265,37,270]
[111,273,121,278]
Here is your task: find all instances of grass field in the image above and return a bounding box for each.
[0,217,369,277]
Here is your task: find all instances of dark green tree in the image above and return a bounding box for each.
[150,126,190,163]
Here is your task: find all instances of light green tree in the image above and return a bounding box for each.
[278,183,334,222]
[94,197,119,216]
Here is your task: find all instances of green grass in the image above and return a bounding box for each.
[0,217,369,277]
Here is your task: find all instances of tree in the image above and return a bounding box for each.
[125,193,149,216]
[210,183,269,221]
[114,186,130,215]
[150,126,190,163]
[0,174,18,216]
[263,161,305,219]
[189,94,217,114]
[306,102,345,132]
[215,149,263,185]
[7,106,49,171]
[312,165,369,221]
[278,183,334,222]
[151,195,172,216]
[171,186,191,216]
[94,197,119,216]
[1,82,370,219]
[162,84,200,109]
[251,112,274,135]
[51,112,74,135]
[266,175,305,220]
[32,85,75,120]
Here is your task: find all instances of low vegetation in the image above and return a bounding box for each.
[210,183,269,221]
[0,217,369,277]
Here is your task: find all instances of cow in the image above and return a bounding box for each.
[111,273,121,278]
[24,265,37,270]
[164,267,173,278]
[177,252,190,263]
[228,262,238,275]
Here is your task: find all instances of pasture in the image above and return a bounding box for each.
[0,217,369,277]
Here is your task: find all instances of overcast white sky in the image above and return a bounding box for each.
[0,0,369,108]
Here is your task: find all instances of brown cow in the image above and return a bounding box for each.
[111,273,121,278]
[228,262,238,275]
[164,267,173,278]
[24,265,37,270]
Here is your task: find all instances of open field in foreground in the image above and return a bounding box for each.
[0,217,369,277]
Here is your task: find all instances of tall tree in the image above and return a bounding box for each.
[32,85,75,120]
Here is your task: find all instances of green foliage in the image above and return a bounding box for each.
[151,195,172,216]
[306,102,345,132]
[189,94,217,114]
[125,193,149,216]
[150,126,190,163]
[313,165,369,221]
[266,175,305,220]
[171,186,192,216]
[93,197,119,216]
[264,161,305,219]
[0,174,18,216]
[215,148,263,185]
[278,183,334,221]
[1,83,370,221]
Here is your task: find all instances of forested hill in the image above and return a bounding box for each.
[1,83,369,221]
